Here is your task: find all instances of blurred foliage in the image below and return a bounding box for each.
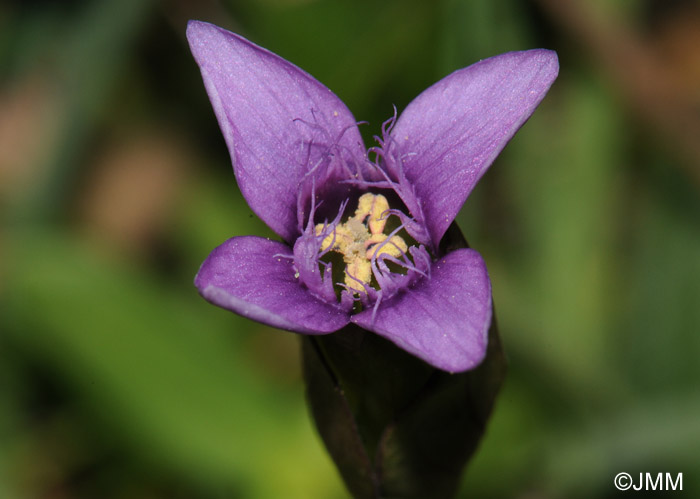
[1,0,699,497]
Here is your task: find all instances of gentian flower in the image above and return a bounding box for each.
[187,21,558,372]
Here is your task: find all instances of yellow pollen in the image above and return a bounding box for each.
[315,193,408,293]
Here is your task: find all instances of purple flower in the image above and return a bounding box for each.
[187,21,558,372]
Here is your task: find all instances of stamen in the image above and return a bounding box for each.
[314,192,413,296]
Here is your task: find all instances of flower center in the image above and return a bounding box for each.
[316,193,408,294]
[293,187,431,311]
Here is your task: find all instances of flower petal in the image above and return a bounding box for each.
[391,49,559,247]
[352,249,492,372]
[187,21,366,242]
[195,236,350,334]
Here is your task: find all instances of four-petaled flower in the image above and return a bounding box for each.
[187,21,558,372]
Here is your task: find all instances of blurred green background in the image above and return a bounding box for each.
[2,0,699,497]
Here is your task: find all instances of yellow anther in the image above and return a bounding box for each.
[365,233,408,260]
[315,193,410,294]
[353,193,374,220]
[315,223,352,253]
[345,260,371,293]
[354,192,391,235]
